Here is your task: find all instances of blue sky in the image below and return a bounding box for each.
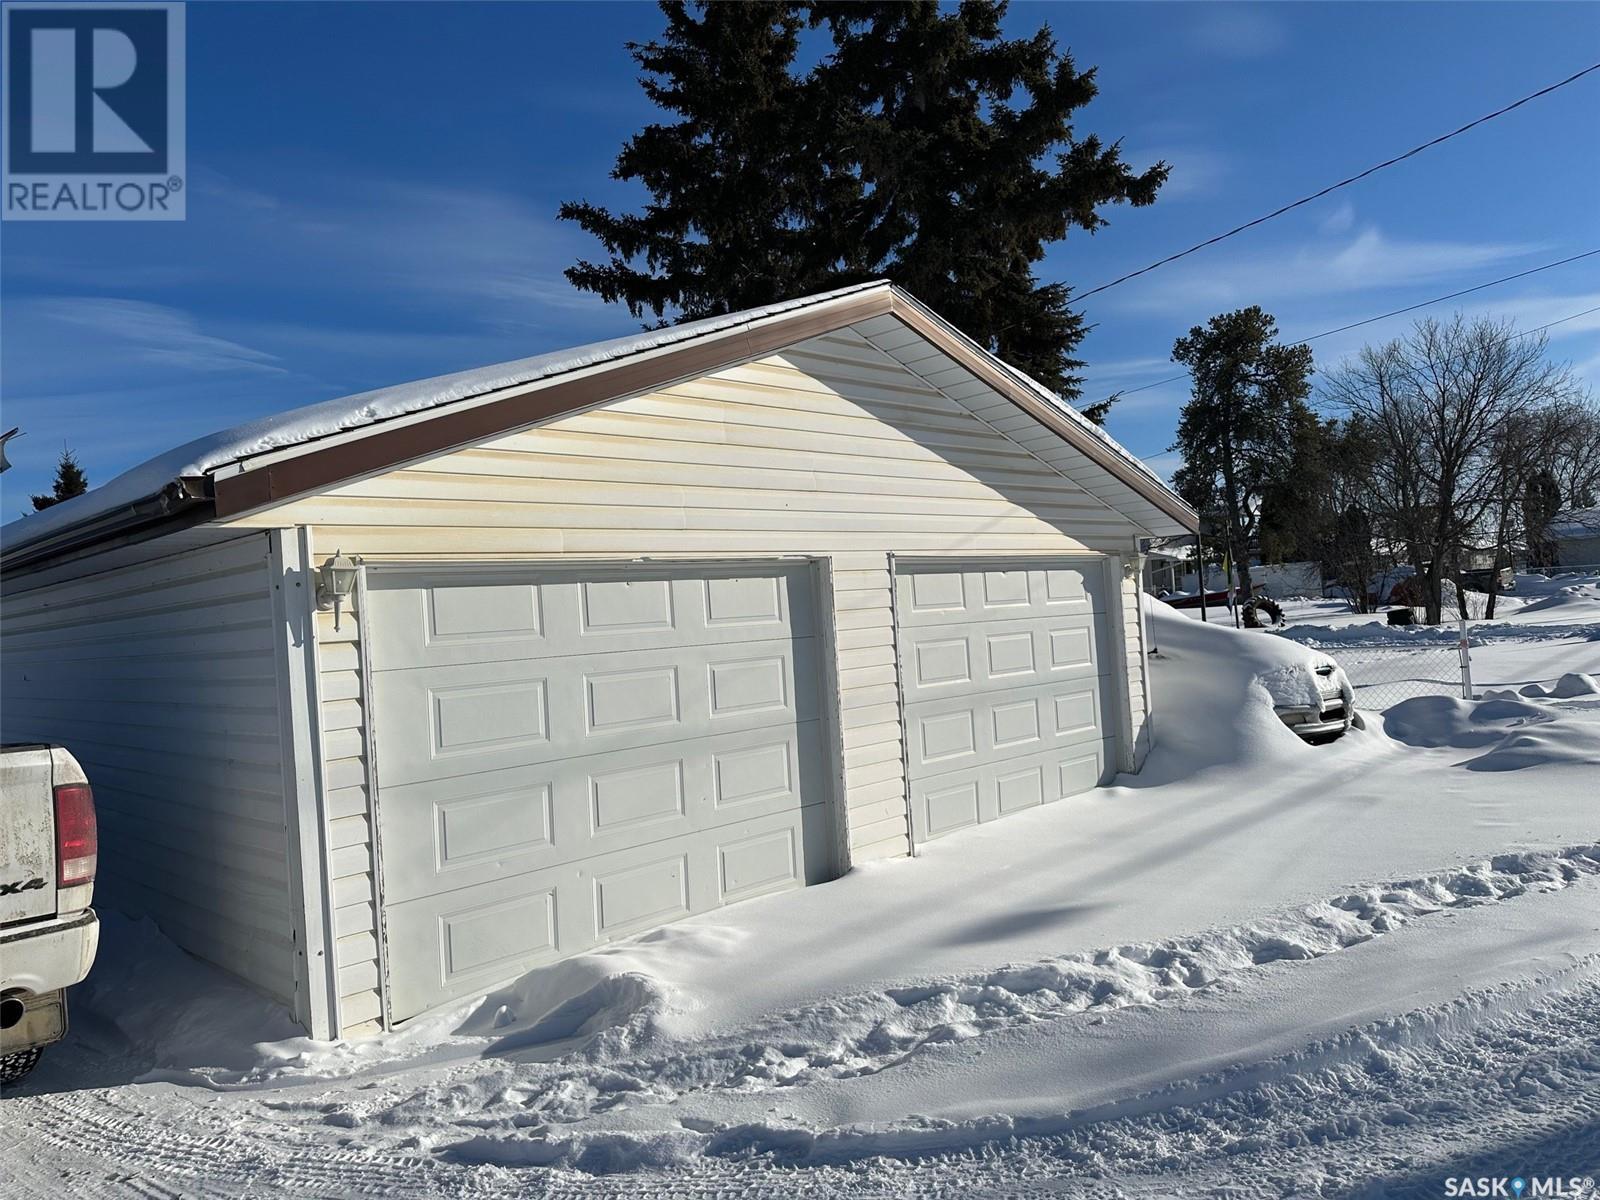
[3,0,1598,515]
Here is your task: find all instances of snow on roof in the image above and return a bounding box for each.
[1550,506,1600,540]
[1,282,890,553]
[2,279,1181,554]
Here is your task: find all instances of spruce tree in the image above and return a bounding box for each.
[1522,468,1562,567]
[31,447,89,511]
[561,0,1166,397]
[1169,308,1314,596]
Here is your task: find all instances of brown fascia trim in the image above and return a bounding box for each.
[211,286,1198,533]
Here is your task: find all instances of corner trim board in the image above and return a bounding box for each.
[353,565,397,1032]
[267,526,340,1039]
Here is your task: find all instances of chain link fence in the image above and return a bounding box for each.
[1268,566,1600,713]
[1326,641,1471,711]
[1275,616,1475,713]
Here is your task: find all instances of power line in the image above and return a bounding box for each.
[1519,303,1600,338]
[1074,61,1600,302]
[1134,296,1600,462]
[1291,249,1600,343]
[1088,249,1600,410]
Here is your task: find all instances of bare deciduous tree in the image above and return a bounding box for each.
[1323,315,1582,624]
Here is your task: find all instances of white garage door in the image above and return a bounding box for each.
[895,559,1117,845]
[366,564,833,1022]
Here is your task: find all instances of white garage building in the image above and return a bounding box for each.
[0,283,1197,1037]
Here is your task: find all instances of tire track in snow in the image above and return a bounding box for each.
[6,845,1598,1196]
[0,1076,453,1199]
[514,968,1600,1194]
[389,844,1600,1159]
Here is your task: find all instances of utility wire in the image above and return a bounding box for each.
[1074,61,1600,302]
[1519,303,1600,338]
[1290,249,1600,342]
[1090,249,1600,409]
[1130,295,1600,463]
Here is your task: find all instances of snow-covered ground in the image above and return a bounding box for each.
[4,584,1597,1198]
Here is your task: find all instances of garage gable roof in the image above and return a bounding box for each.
[0,282,1196,565]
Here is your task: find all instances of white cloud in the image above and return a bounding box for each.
[1464,291,1600,340]
[25,298,285,375]
[203,176,612,332]
[1080,355,1175,384]
[1318,200,1356,236]
[1104,384,1193,416]
[1108,225,1545,315]
[1184,4,1289,59]
[1136,146,1228,201]
[1569,349,1600,386]
[299,181,603,322]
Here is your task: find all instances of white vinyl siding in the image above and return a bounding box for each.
[0,534,298,1002]
[224,328,1155,1030]
[1121,566,1154,767]
[314,603,384,1032]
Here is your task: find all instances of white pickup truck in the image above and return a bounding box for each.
[1,744,99,1087]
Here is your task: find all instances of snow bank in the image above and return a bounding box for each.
[413,845,1600,1172]
[1280,616,1600,648]
[1383,694,1600,772]
[454,951,671,1062]
[1518,671,1600,699]
[1516,584,1600,614]
[1516,569,1600,590]
[1277,620,1464,647]
[72,913,307,1074]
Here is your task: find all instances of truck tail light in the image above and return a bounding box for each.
[54,783,97,887]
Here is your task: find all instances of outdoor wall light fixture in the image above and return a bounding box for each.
[316,550,361,631]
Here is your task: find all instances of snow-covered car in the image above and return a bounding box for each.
[1268,656,1355,741]
[1146,598,1355,745]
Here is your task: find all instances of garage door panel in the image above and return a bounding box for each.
[895,563,1107,629]
[371,562,833,1022]
[898,612,1109,702]
[896,558,1116,846]
[379,721,827,904]
[909,736,1116,839]
[367,570,815,671]
[381,804,830,1020]
[374,636,819,787]
[905,675,1110,778]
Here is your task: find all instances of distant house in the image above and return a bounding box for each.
[1255,561,1324,600]
[1550,508,1600,567]
[1141,539,1192,594]
[0,283,1196,1038]
[1139,537,1323,602]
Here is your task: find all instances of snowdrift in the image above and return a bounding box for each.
[1385,694,1600,772]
